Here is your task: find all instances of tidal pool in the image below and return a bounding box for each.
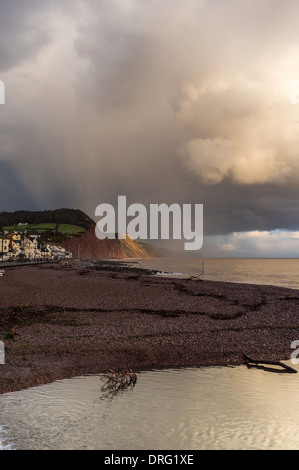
[0,363,299,450]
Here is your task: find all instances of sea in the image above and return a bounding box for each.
[138,257,299,290]
[1,257,299,451]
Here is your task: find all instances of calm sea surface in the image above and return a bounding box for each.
[1,258,299,450]
[138,257,299,290]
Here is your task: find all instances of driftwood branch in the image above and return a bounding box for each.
[100,368,138,395]
[243,354,297,373]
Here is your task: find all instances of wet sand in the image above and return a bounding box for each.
[1,260,299,394]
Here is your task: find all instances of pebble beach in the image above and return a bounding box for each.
[0,260,299,394]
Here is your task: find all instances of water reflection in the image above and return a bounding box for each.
[1,364,299,450]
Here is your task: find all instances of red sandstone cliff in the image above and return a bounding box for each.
[62,229,153,259]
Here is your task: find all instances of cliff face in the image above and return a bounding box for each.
[62,229,153,259]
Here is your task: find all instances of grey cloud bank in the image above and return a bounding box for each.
[1,0,299,256]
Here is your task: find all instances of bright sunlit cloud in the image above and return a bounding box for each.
[204,230,299,257]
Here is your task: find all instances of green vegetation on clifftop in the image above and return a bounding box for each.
[0,208,95,231]
[0,209,95,243]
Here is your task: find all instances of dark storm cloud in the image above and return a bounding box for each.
[0,160,35,211]
[0,0,52,72]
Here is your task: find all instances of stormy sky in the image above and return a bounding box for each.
[1,0,299,256]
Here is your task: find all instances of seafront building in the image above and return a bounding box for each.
[0,232,72,261]
[0,237,9,257]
